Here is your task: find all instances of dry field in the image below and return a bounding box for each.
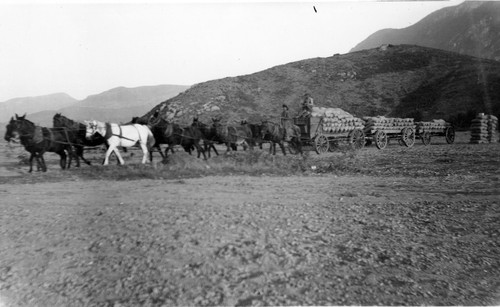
[0,132,499,306]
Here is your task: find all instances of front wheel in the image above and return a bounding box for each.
[401,127,415,148]
[314,135,329,154]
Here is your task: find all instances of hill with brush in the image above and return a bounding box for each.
[142,44,500,129]
[350,1,500,62]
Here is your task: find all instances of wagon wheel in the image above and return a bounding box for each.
[349,129,365,150]
[445,127,455,144]
[401,127,415,148]
[374,130,388,150]
[314,135,329,154]
[421,131,431,146]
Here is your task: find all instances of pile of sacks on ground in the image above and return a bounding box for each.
[362,116,415,134]
[416,119,451,134]
[310,107,365,133]
[470,114,499,144]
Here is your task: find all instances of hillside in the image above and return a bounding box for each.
[350,1,500,61]
[142,45,500,129]
[0,93,77,123]
[24,85,189,126]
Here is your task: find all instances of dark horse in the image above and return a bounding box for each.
[212,118,254,152]
[191,117,221,157]
[260,121,302,155]
[132,116,207,161]
[4,114,75,172]
[52,113,100,166]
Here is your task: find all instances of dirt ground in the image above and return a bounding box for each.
[0,132,499,306]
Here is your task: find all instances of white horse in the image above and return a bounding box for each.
[85,120,155,165]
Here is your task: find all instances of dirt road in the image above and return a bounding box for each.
[0,133,499,306]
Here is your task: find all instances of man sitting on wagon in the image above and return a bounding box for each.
[299,93,314,118]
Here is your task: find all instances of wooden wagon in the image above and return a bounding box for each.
[365,127,416,149]
[292,116,365,154]
[415,121,455,145]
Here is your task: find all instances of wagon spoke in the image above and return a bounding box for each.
[374,130,387,150]
[314,135,329,154]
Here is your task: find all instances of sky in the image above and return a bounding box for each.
[0,0,465,102]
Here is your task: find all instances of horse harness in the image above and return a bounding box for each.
[105,123,143,143]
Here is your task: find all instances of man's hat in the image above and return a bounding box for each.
[282,104,289,109]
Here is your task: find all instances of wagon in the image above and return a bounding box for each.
[365,127,416,149]
[364,116,416,149]
[291,116,365,154]
[415,121,455,146]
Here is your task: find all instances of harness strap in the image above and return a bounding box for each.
[106,123,140,142]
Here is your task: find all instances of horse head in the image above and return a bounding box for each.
[5,115,34,142]
[15,113,26,120]
[4,117,18,142]
[84,120,100,139]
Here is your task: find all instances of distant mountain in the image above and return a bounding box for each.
[0,93,77,123]
[23,85,190,126]
[350,1,500,61]
[141,45,500,130]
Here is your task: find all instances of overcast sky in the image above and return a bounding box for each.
[0,0,464,102]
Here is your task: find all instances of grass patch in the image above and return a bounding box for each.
[71,150,315,181]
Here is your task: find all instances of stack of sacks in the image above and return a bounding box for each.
[488,115,499,143]
[416,119,450,134]
[363,116,415,134]
[470,113,496,144]
[311,107,365,133]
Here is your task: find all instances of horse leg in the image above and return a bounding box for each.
[279,141,286,156]
[156,144,165,161]
[195,142,207,160]
[59,150,67,170]
[77,145,92,166]
[113,147,125,165]
[140,143,149,164]
[66,147,76,169]
[28,152,35,173]
[210,143,219,157]
[39,154,47,172]
[103,145,116,165]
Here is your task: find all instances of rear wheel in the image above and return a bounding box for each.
[374,130,388,150]
[349,129,365,150]
[421,131,431,146]
[314,135,329,154]
[401,127,415,148]
[445,127,455,144]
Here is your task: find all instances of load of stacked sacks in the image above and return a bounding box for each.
[310,107,365,133]
[415,119,451,134]
[470,114,499,144]
[362,116,415,134]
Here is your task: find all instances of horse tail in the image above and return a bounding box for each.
[146,128,156,149]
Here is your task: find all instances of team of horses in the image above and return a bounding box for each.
[4,113,302,172]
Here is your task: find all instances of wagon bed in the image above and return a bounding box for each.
[292,117,365,154]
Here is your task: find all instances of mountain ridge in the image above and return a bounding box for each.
[2,84,190,126]
[350,1,500,61]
